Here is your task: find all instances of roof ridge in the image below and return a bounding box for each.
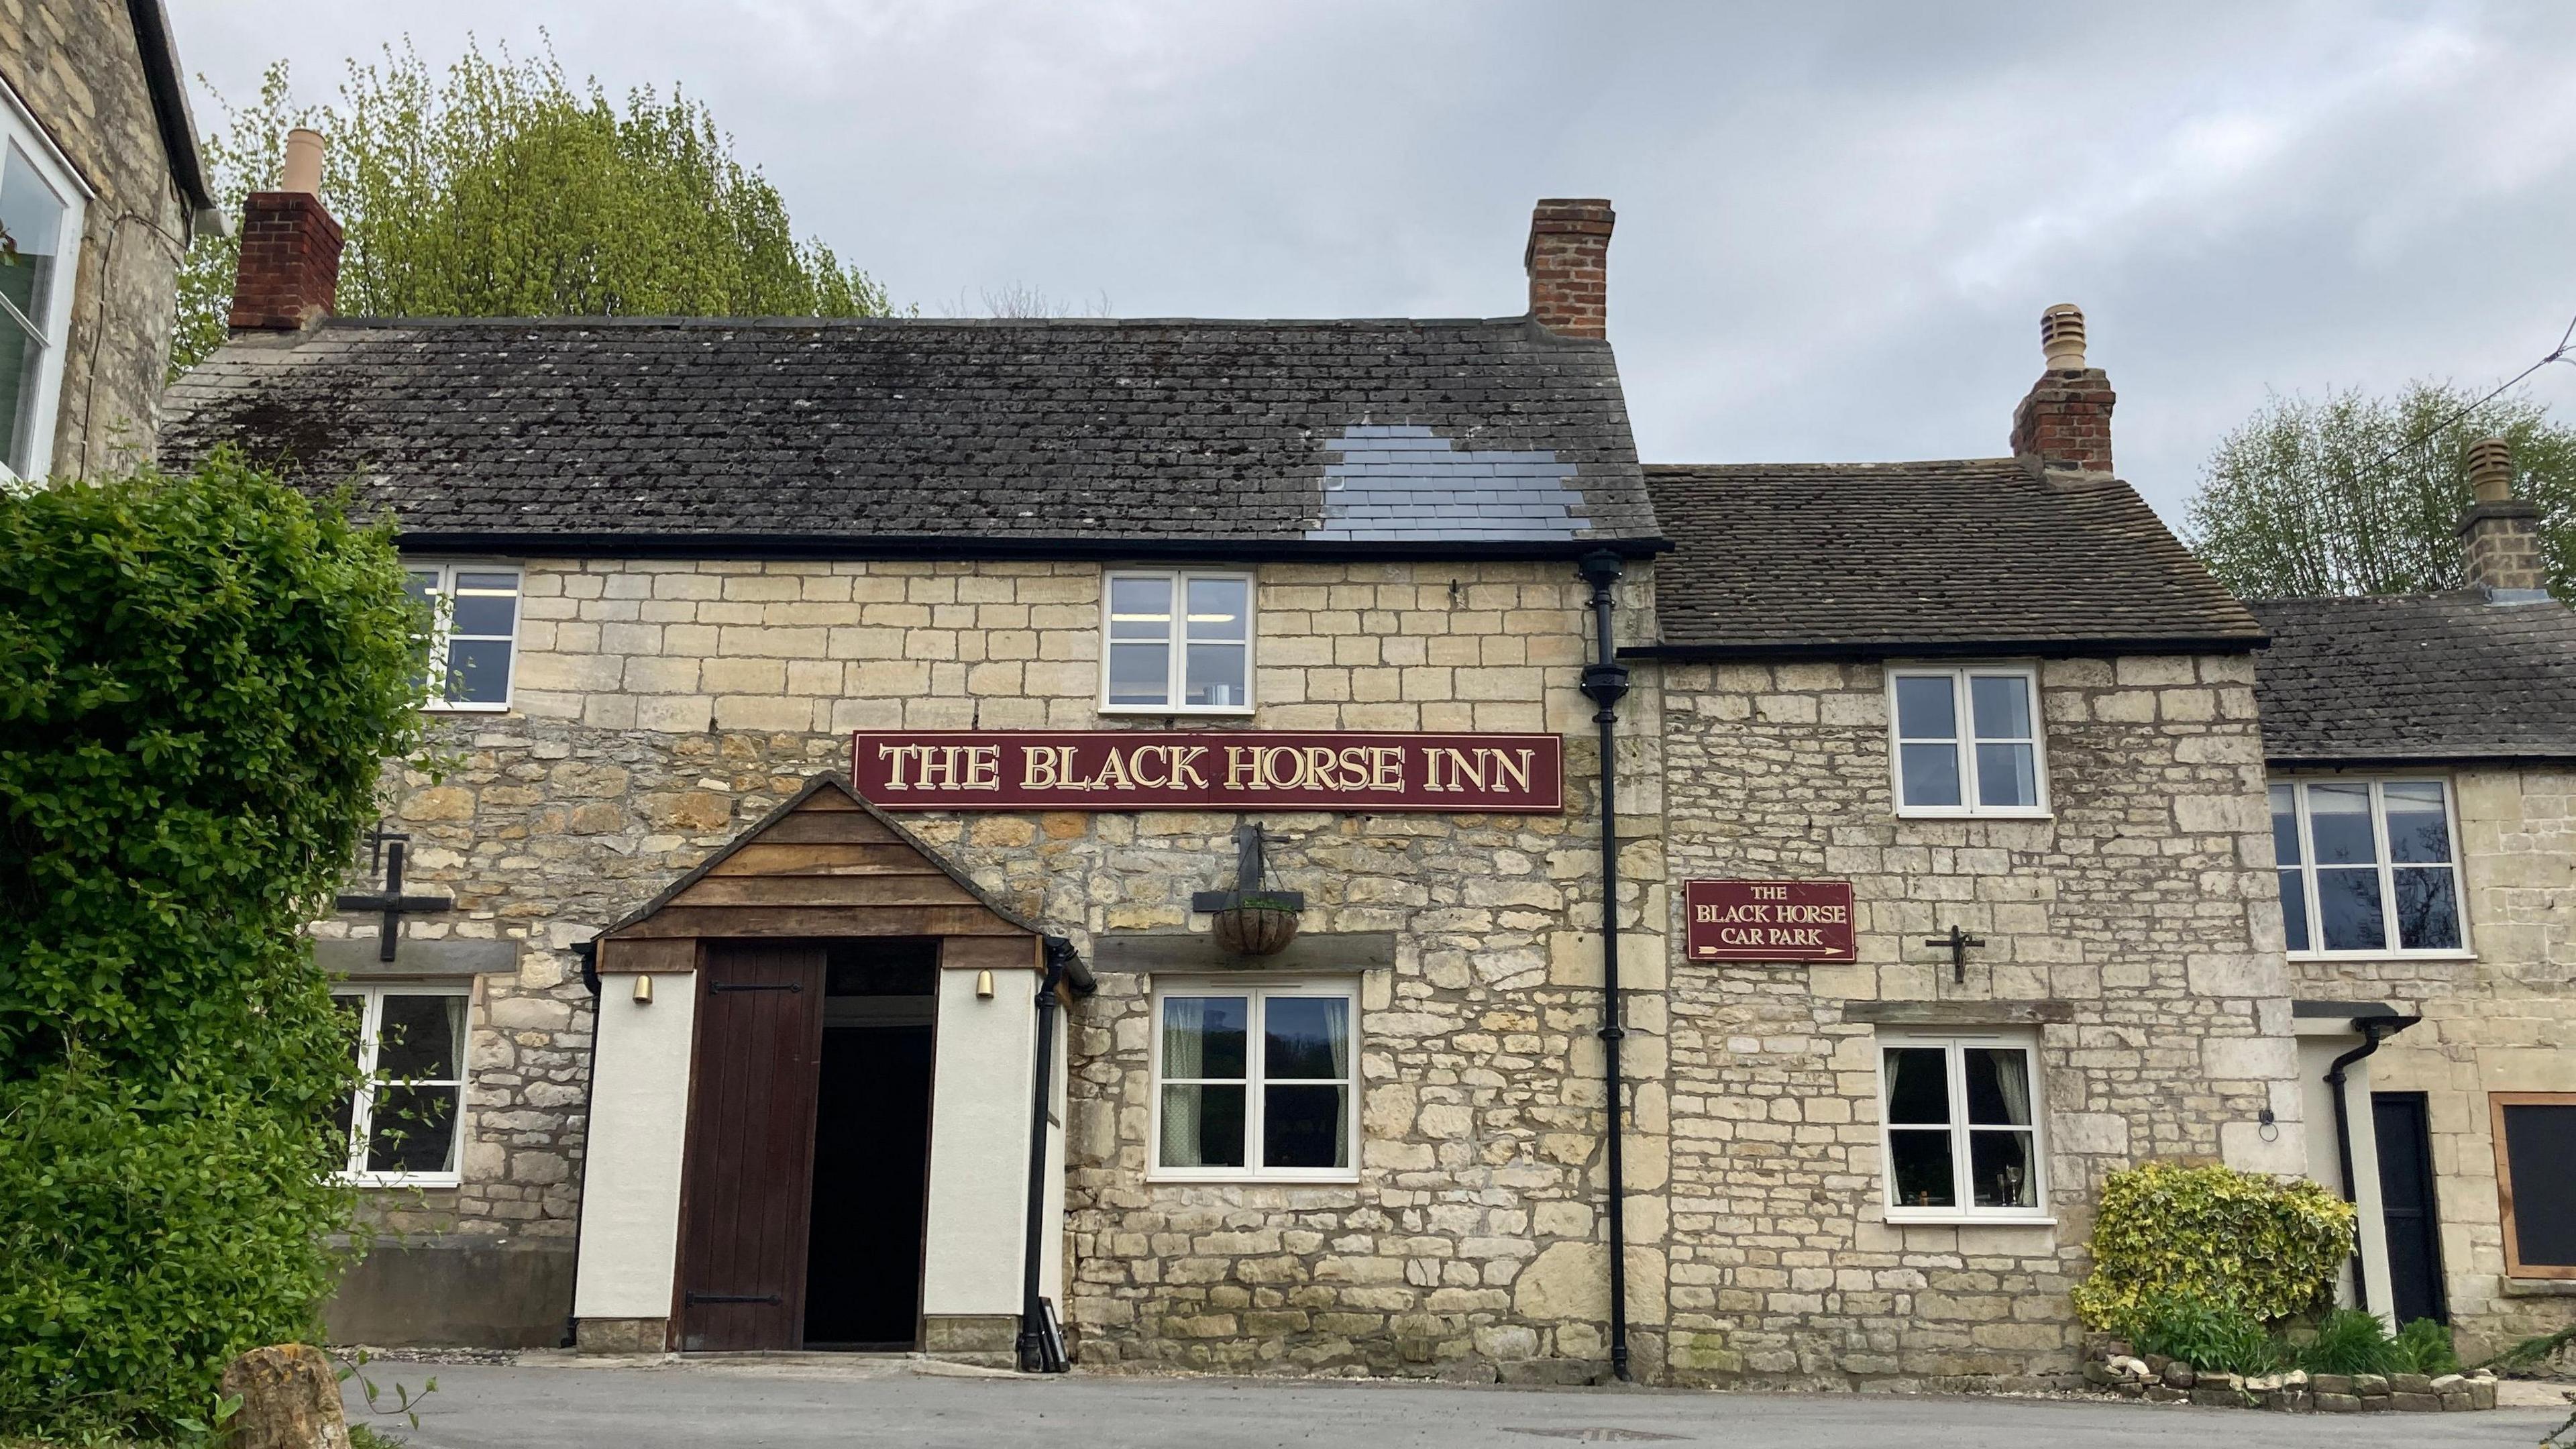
[1644,458,2021,474]
[313,313,1566,333]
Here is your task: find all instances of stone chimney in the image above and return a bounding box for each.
[2009,303,2116,480]
[229,128,343,333]
[1525,199,1614,338]
[2460,435,2548,598]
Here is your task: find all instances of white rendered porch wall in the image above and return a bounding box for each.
[922,966,1040,1318]
[572,981,697,1320]
[2296,1029,2396,1323]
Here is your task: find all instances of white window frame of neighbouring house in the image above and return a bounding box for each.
[331,983,470,1187]
[1876,1028,2051,1225]
[2269,777,2472,960]
[1148,978,1359,1183]
[1884,664,2049,818]
[405,562,523,712]
[1099,569,1256,714]
[0,76,93,484]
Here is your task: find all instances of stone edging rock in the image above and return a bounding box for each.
[2081,1336,2498,1412]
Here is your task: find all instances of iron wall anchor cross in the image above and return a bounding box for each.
[1189,822,1306,913]
[1923,924,1988,985]
[334,833,455,963]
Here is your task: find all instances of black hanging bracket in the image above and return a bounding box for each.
[1923,923,1989,985]
[1190,822,1305,913]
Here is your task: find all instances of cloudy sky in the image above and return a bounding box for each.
[164,1,2576,527]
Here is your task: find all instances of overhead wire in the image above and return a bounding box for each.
[2361,310,2576,475]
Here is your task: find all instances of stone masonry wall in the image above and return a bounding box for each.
[1654,654,2303,1389]
[0,0,193,478]
[327,555,1672,1380]
[2288,765,2576,1360]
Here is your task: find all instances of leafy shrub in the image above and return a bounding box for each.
[2392,1317,2461,1376]
[0,455,423,1438]
[2300,1307,2397,1375]
[2121,1289,2286,1376]
[2072,1162,2355,1328]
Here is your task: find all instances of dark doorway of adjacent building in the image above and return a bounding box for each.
[802,940,938,1350]
[2373,1091,2448,1326]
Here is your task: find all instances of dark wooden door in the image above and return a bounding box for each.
[678,941,827,1351]
[2373,1091,2448,1326]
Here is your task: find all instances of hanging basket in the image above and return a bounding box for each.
[1210,897,1301,957]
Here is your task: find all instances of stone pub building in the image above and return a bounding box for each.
[163,160,2571,1383]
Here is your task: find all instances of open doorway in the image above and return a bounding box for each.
[802,939,938,1349]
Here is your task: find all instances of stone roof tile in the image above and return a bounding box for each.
[2248,592,2576,763]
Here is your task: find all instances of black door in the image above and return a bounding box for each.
[2373,1091,2448,1326]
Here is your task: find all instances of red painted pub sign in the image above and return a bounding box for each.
[1684,879,1858,962]
[850,731,1564,813]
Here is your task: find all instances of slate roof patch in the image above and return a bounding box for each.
[1634,460,2263,656]
[2247,592,2576,763]
[160,315,1656,554]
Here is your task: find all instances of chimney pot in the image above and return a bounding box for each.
[1525,199,1615,338]
[280,127,325,195]
[2468,435,2514,504]
[2040,303,2087,370]
[2010,305,2115,478]
[2459,435,2548,598]
[226,133,343,333]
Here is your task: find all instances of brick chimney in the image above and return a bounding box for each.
[2459,435,2548,598]
[229,128,342,333]
[2009,304,2116,480]
[1525,199,1614,338]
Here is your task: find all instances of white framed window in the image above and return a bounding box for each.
[1102,570,1254,713]
[2270,779,2469,957]
[405,564,522,710]
[1150,979,1356,1181]
[1887,665,2047,817]
[1878,1030,2049,1223]
[331,984,469,1186]
[0,80,91,482]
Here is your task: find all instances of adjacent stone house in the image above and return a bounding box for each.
[2249,445,2576,1360]
[0,0,219,481]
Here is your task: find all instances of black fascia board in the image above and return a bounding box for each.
[2265,750,2576,771]
[1619,633,2267,663]
[392,531,1674,564]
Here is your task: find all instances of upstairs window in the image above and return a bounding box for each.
[2271,780,2465,955]
[1102,570,1252,712]
[332,985,468,1185]
[1888,665,2047,816]
[405,564,522,709]
[0,87,86,482]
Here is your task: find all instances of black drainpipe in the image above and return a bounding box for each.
[2325,1018,2397,1314]
[1576,549,1632,1383]
[1017,936,1079,1373]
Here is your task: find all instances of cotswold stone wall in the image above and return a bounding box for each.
[2290,765,2576,1360]
[0,0,193,478]
[1652,654,2300,1389]
[336,555,1672,1379]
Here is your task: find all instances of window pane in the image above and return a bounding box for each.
[1263,1084,1347,1169]
[1265,997,1348,1081]
[2317,867,2387,951]
[448,586,517,637]
[1969,675,2032,741]
[1900,743,1961,807]
[1185,576,1248,641]
[2395,867,2462,951]
[1970,1130,2039,1208]
[2269,784,2302,866]
[1963,1049,2033,1126]
[333,995,365,1161]
[2307,784,2378,865]
[2384,784,2452,864]
[445,637,513,704]
[1159,1083,1245,1168]
[0,306,39,476]
[2279,869,2310,952]
[1889,1130,1956,1208]
[1974,743,2038,808]
[0,144,69,328]
[1183,643,1246,707]
[376,995,464,1080]
[1883,1047,1950,1124]
[1161,996,1247,1079]
[1107,641,1169,706]
[1894,675,1956,739]
[1108,576,1173,641]
[366,1084,459,1173]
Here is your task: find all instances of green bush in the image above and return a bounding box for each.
[2392,1316,2461,1376]
[2120,1289,2287,1375]
[2072,1161,2355,1328]
[0,455,423,1438]
[2300,1307,2397,1375]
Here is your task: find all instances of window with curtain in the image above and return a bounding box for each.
[0,89,86,482]
[1103,570,1253,712]
[1878,1031,2047,1221]
[1887,665,2047,816]
[331,985,470,1184]
[2269,780,2466,956]
[1155,982,1354,1179]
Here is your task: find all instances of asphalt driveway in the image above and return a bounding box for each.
[341,1356,2571,1449]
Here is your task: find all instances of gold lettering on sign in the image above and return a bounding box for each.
[878,742,916,790]
[1172,745,1211,790]
[1371,747,1404,791]
[961,745,1000,790]
[1227,747,1260,790]
[1022,746,1061,789]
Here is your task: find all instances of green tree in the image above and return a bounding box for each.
[0,453,424,1437]
[2184,382,2576,600]
[175,39,889,370]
